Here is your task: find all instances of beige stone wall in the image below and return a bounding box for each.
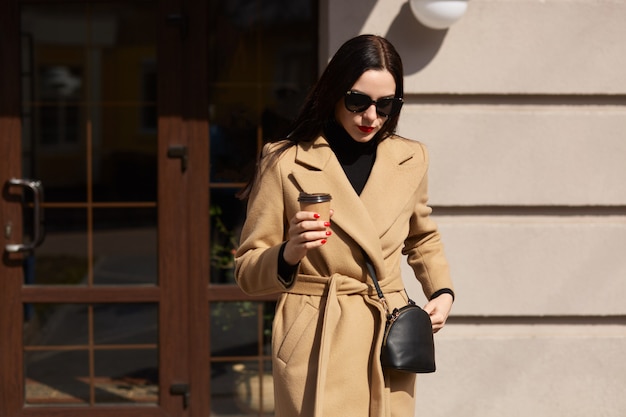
[323,1,626,416]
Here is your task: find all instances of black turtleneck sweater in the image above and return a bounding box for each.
[323,121,377,196]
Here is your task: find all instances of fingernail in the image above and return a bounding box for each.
[324,221,330,227]
[321,239,327,244]
[325,231,332,236]
[313,213,320,219]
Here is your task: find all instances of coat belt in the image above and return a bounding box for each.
[287,273,405,417]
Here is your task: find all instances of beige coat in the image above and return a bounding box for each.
[235,134,453,417]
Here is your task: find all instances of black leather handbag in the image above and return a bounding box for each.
[365,258,436,373]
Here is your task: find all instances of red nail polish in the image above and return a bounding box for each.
[321,239,327,244]
[313,213,320,219]
[324,221,330,227]
[325,231,332,236]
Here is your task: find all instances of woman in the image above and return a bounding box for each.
[235,34,454,417]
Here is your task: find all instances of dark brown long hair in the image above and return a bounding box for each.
[238,34,404,199]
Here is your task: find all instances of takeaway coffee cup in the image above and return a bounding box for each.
[298,192,332,222]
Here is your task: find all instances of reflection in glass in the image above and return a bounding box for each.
[211,301,260,357]
[38,65,82,145]
[30,253,89,286]
[93,207,157,285]
[94,303,157,345]
[262,301,276,356]
[25,350,90,405]
[90,2,157,202]
[24,304,88,346]
[92,2,156,103]
[211,360,274,415]
[94,349,158,404]
[23,303,159,405]
[207,0,316,184]
[21,4,88,203]
[208,87,259,184]
[93,104,157,202]
[210,189,246,285]
[26,208,89,286]
[18,0,161,409]
[210,301,275,357]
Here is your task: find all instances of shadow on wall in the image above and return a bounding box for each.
[385,2,447,75]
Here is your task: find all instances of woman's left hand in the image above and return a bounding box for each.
[423,293,453,333]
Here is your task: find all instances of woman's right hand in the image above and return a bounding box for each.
[282,210,333,265]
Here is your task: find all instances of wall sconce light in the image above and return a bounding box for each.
[409,0,468,30]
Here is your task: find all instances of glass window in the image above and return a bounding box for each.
[208,0,317,283]
[24,303,158,406]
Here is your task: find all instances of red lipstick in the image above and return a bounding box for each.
[358,126,375,133]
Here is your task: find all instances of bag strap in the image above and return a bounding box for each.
[363,249,415,313]
[364,255,384,300]
[364,253,389,314]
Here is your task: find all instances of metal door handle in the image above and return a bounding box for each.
[5,178,45,253]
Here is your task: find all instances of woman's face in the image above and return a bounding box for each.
[334,69,397,143]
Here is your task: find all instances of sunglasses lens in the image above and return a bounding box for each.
[345,92,371,113]
[375,98,395,117]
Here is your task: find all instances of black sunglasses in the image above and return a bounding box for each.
[344,90,403,117]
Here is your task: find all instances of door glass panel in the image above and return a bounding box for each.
[24,303,89,346]
[19,1,160,409]
[21,3,89,203]
[209,301,275,415]
[207,0,317,186]
[94,349,158,404]
[211,360,274,415]
[207,0,317,285]
[21,2,157,287]
[93,303,158,345]
[210,301,261,357]
[24,303,158,406]
[94,105,157,202]
[31,207,88,285]
[210,189,246,285]
[93,207,157,285]
[207,1,317,415]
[25,350,90,405]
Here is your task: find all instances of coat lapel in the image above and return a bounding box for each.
[290,135,426,274]
[359,136,425,235]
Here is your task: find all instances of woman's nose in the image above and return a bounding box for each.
[363,103,378,120]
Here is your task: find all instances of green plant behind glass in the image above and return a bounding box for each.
[210,205,238,282]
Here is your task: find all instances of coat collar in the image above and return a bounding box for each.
[291,135,425,274]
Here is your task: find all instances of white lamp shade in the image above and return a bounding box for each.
[409,0,468,30]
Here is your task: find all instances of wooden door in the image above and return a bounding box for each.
[0,0,209,415]
[1,0,318,416]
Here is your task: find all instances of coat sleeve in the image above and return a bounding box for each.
[234,145,294,295]
[402,142,454,298]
